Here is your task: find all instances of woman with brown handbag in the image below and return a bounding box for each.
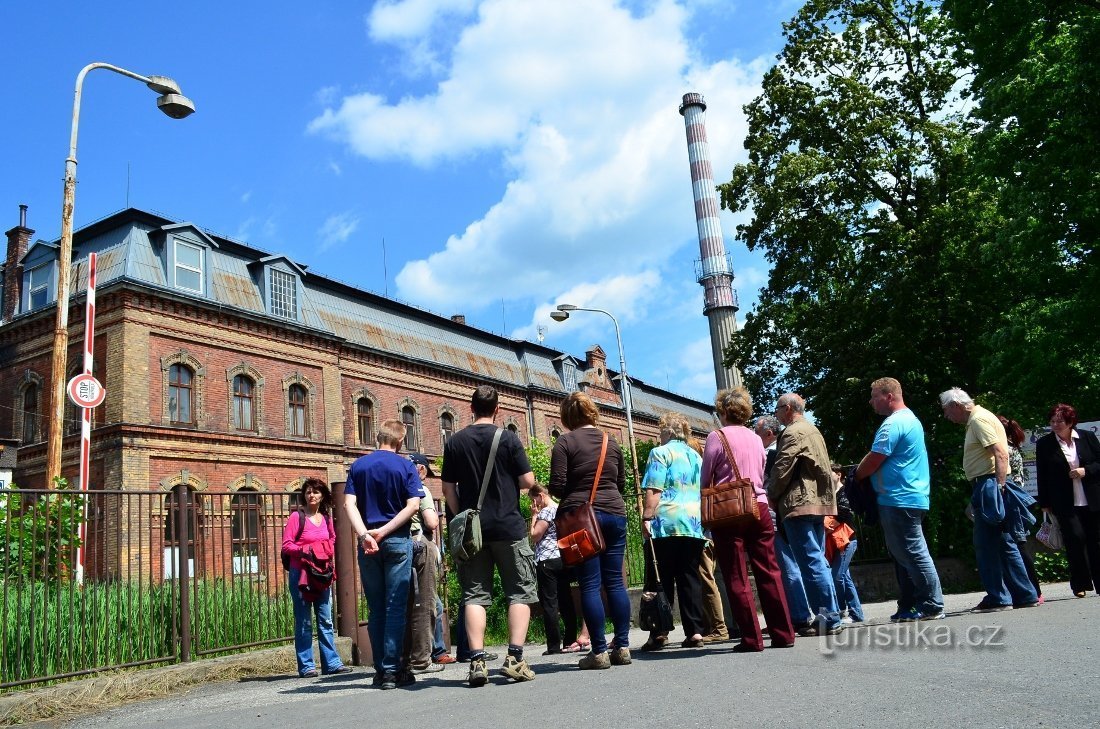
[548,392,631,669]
[702,387,796,651]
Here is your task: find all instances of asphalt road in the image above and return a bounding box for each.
[57,582,1100,729]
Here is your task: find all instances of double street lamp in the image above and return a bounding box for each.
[45,63,195,483]
[550,304,641,494]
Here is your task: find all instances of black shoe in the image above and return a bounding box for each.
[395,669,416,687]
[379,673,397,690]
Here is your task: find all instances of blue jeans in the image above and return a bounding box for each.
[878,505,944,614]
[783,516,840,629]
[972,478,1038,606]
[831,539,865,621]
[573,511,632,654]
[772,509,812,625]
[288,568,343,675]
[431,595,447,658]
[358,536,413,675]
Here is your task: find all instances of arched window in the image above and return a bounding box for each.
[231,488,261,572]
[357,398,374,446]
[402,405,417,451]
[168,364,194,425]
[21,385,37,443]
[163,488,200,579]
[440,412,454,446]
[288,384,308,437]
[506,423,518,434]
[550,428,561,441]
[232,375,255,431]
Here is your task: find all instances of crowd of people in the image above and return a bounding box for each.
[280,378,1099,688]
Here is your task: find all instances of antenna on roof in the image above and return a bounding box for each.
[126,162,131,208]
[382,237,389,298]
[537,325,545,343]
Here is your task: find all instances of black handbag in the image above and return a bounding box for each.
[638,537,675,633]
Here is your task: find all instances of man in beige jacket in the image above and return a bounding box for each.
[767,393,841,634]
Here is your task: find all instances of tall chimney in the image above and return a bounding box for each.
[679,93,742,391]
[3,204,34,321]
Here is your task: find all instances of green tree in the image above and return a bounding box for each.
[718,0,993,464]
[945,0,1100,423]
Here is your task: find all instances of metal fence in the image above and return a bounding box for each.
[0,485,313,690]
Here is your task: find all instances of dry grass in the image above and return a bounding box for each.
[0,645,301,726]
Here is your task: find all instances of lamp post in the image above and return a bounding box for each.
[45,63,195,484]
[550,304,641,494]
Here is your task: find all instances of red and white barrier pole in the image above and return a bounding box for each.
[75,252,96,585]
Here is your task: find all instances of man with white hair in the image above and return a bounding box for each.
[755,415,813,631]
[856,378,944,621]
[768,394,841,634]
[940,387,1039,612]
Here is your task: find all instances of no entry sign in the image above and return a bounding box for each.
[68,373,105,409]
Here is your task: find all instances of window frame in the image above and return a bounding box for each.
[231,374,255,431]
[168,363,195,426]
[401,405,417,452]
[269,268,298,320]
[288,384,308,437]
[357,398,374,446]
[172,239,205,294]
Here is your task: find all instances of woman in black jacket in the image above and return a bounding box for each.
[1035,403,1100,597]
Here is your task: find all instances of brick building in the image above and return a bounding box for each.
[0,206,717,581]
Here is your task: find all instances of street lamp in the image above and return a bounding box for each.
[551,304,641,496]
[46,63,195,484]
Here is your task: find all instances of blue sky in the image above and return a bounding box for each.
[1,0,797,404]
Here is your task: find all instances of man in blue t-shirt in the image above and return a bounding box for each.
[345,419,422,690]
[856,377,944,621]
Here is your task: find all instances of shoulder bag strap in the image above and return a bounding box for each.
[716,428,743,482]
[588,433,609,505]
[475,428,505,511]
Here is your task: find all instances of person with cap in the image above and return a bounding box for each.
[404,453,446,673]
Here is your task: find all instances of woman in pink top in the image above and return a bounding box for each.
[282,478,349,677]
[701,387,796,651]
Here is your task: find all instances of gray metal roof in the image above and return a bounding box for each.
[56,209,715,425]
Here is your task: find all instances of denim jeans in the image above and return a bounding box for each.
[783,516,840,628]
[831,539,865,621]
[972,477,1038,606]
[358,536,413,675]
[573,511,632,654]
[772,509,812,625]
[878,505,944,614]
[431,595,447,659]
[288,568,343,675]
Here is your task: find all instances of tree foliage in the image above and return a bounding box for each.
[945,0,1100,422]
[719,0,988,461]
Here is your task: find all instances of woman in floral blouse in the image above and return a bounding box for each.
[640,412,706,650]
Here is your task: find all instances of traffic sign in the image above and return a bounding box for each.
[68,374,105,409]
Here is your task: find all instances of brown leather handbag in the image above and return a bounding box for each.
[701,428,760,529]
[556,433,608,566]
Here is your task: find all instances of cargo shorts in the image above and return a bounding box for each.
[456,537,538,607]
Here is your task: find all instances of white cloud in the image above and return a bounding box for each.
[240,191,252,204]
[368,0,480,41]
[513,269,661,341]
[317,212,361,251]
[327,160,342,176]
[310,0,768,323]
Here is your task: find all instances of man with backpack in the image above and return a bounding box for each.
[441,385,537,687]
[344,420,422,689]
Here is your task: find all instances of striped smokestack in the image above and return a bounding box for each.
[680,92,742,391]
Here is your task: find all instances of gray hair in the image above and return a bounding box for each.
[754,415,781,435]
[777,393,806,414]
[938,388,973,407]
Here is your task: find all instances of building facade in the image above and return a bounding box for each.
[1,207,717,581]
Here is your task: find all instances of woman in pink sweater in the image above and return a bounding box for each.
[282,478,349,677]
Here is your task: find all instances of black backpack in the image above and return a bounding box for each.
[845,467,879,527]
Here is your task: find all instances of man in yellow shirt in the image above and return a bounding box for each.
[940,388,1039,612]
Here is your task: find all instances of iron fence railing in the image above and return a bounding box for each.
[0,486,336,690]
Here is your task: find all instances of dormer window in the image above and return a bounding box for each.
[27,263,51,309]
[270,268,297,319]
[173,239,204,293]
[562,360,577,392]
